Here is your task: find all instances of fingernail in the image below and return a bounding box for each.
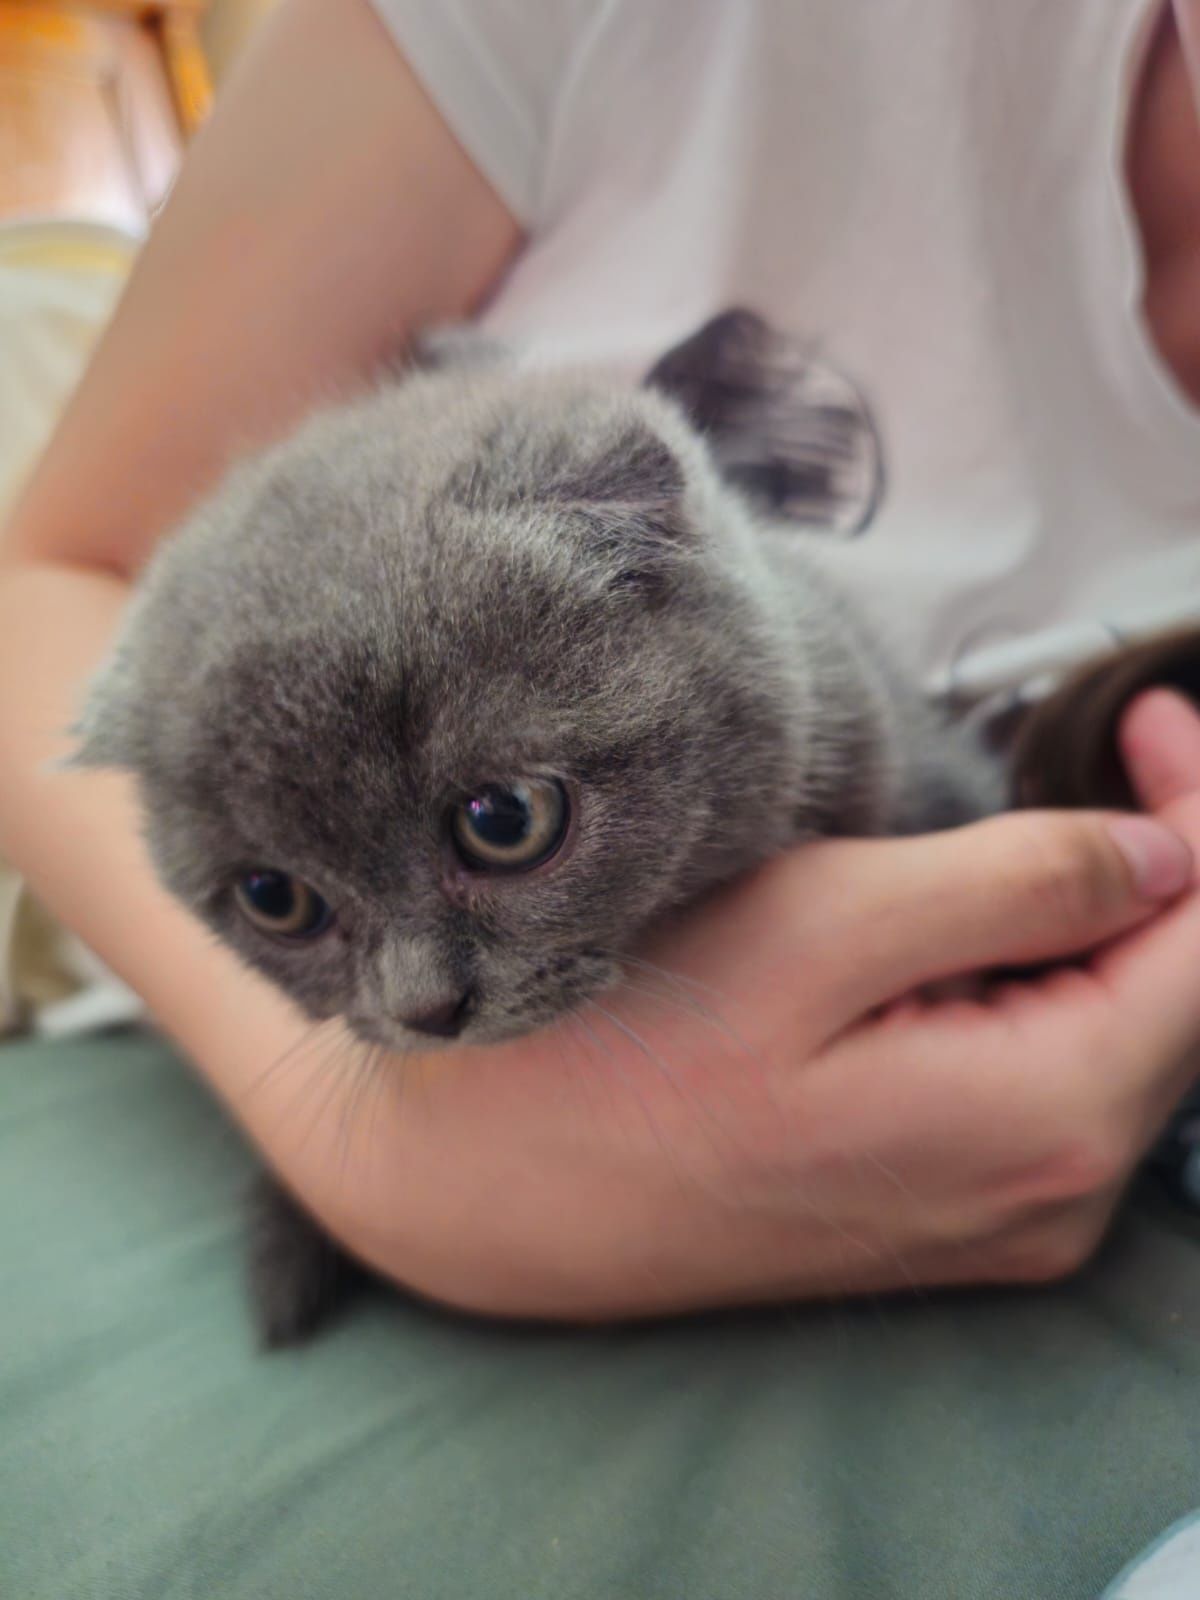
[1108,816,1194,900]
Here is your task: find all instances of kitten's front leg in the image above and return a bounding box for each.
[244,1171,362,1348]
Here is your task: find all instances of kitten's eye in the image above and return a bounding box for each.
[234,871,333,939]
[451,780,569,872]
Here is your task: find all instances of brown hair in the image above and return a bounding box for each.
[1012,627,1200,810]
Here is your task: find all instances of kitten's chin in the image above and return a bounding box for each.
[343,1017,467,1054]
[344,976,619,1054]
[344,1012,562,1054]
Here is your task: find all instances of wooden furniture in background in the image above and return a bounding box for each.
[0,1,211,232]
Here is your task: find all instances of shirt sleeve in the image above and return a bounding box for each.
[367,0,596,228]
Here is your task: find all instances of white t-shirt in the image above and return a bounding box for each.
[370,0,1200,720]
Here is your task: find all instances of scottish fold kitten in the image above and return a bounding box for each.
[73,311,1002,1344]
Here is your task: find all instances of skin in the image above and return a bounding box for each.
[3,0,1200,1319]
[1131,0,1200,401]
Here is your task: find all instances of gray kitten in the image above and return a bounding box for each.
[73,312,1002,1344]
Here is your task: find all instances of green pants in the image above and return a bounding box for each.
[4,1030,1199,1600]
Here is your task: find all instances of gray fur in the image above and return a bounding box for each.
[75,356,999,1045]
[71,317,1002,1339]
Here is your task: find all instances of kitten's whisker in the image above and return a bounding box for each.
[573,1007,670,1136]
[593,948,786,1108]
[294,1026,369,1155]
[625,981,930,1289]
[336,1039,383,1179]
[249,1021,364,1143]
[588,985,918,1281]
[579,1002,708,1197]
[349,1042,403,1190]
[843,1151,926,1298]
[613,973,726,1031]
[584,997,770,1204]
[562,1013,615,1121]
[768,1177,900,1280]
[243,1018,334,1102]
[597,948,740,1010]
[850,1145,999,1291]
[602,962,790,1136]
[365,1043,404,1161]
[286,1031,347,1136]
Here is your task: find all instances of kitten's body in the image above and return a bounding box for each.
[76,315,1002,1343]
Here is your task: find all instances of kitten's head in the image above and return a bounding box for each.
[74,359,800,1048]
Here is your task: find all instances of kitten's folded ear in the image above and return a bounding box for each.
[552,425,685,523]
[644,308,884,535]
[452,396,694,592]
[546,424,692,593]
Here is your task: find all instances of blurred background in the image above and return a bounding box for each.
[0,1,274,1034]
[0,0,273,230]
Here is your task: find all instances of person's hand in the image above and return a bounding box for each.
[313,691,1200,1320]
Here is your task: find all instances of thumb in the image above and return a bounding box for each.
[1119,688,1200,816]
[795,808,1193,1021]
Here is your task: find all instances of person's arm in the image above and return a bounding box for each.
[1174,0,1200,115]
[3,0,520,577]
[1130,0,1200,401]
[5,0,1200,1320]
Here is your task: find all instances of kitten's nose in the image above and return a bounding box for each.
[401,990,472,1039]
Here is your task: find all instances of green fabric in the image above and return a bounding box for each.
[3,1031,1200,1600]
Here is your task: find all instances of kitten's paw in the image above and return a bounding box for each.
[244,1172,359,1349]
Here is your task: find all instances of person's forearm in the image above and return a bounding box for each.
[1177,0,1200,86]
[3,0,519,578]
[0,563,311,1139]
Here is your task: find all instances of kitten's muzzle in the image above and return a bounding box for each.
[400,988,474,1039]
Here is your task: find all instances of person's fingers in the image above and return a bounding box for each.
[1091,689,1200,1096]
[1088,882,1200,1105]
[1119,688,1200,813]
[791,807,1192,1025]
